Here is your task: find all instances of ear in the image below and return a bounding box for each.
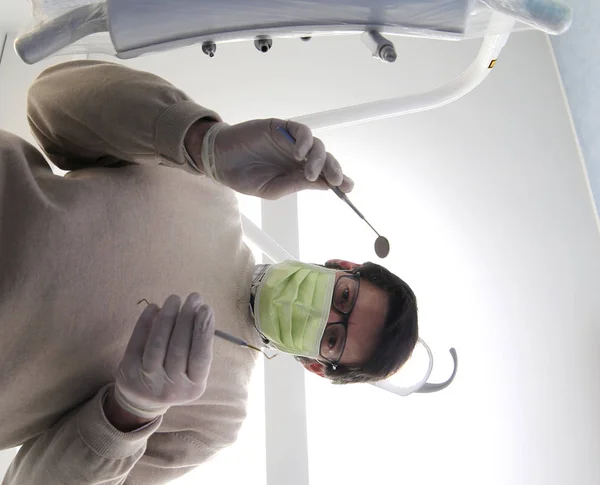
[325,259,360,271]
[300,359,326,378]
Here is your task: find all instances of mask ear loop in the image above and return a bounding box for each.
[137,299,278,360]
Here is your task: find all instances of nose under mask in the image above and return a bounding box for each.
[252,260,336,359]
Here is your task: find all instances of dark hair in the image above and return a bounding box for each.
[297,261,418,384]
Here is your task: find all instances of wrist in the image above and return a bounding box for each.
[184,118,218,172]
[103,388,158,432]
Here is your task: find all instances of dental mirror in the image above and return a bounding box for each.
[326,183,390,259]
[374,235,390,259]
[277,126,390,258]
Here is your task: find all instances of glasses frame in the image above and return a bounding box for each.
[319,271,361,370]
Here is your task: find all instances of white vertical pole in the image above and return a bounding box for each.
[260,194,310,485]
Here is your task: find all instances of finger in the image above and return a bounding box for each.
[321,152,344,187]
[262,172,328,200]
[304,137,327,182]
[142,294,181,374]
[188,305,215,383]
[284,120,313,161]
[339,174,355,193]
[122,303,160,369]
[164,293,203,379]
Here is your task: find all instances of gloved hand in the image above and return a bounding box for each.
[192,118,354,200]
[114,294,215,419]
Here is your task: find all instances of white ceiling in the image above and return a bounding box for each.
[0,1,33,35]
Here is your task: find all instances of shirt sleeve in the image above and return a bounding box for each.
[2,380,244,485]
[2,384,164,485]
[26,60,222,174]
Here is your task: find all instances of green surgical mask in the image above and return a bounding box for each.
[253,261,337,358]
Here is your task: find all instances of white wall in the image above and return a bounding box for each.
[0,0,32,36]
[0,448,16,481]
[295,34,600,485]
[1,25,600,485]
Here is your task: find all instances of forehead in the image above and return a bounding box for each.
[337,273,389,366]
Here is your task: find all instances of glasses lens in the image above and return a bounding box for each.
[320,323,347,364]
[332,275,359,315]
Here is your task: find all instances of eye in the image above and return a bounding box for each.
[334,282,355,314]
[320,324,346,362]
[327,335,337,349]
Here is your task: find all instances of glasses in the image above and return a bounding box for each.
[319,272,361,369]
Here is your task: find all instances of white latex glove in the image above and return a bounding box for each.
[196,119,354,200]
[114,294,215,419]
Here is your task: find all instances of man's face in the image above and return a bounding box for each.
[299,259,389,376]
